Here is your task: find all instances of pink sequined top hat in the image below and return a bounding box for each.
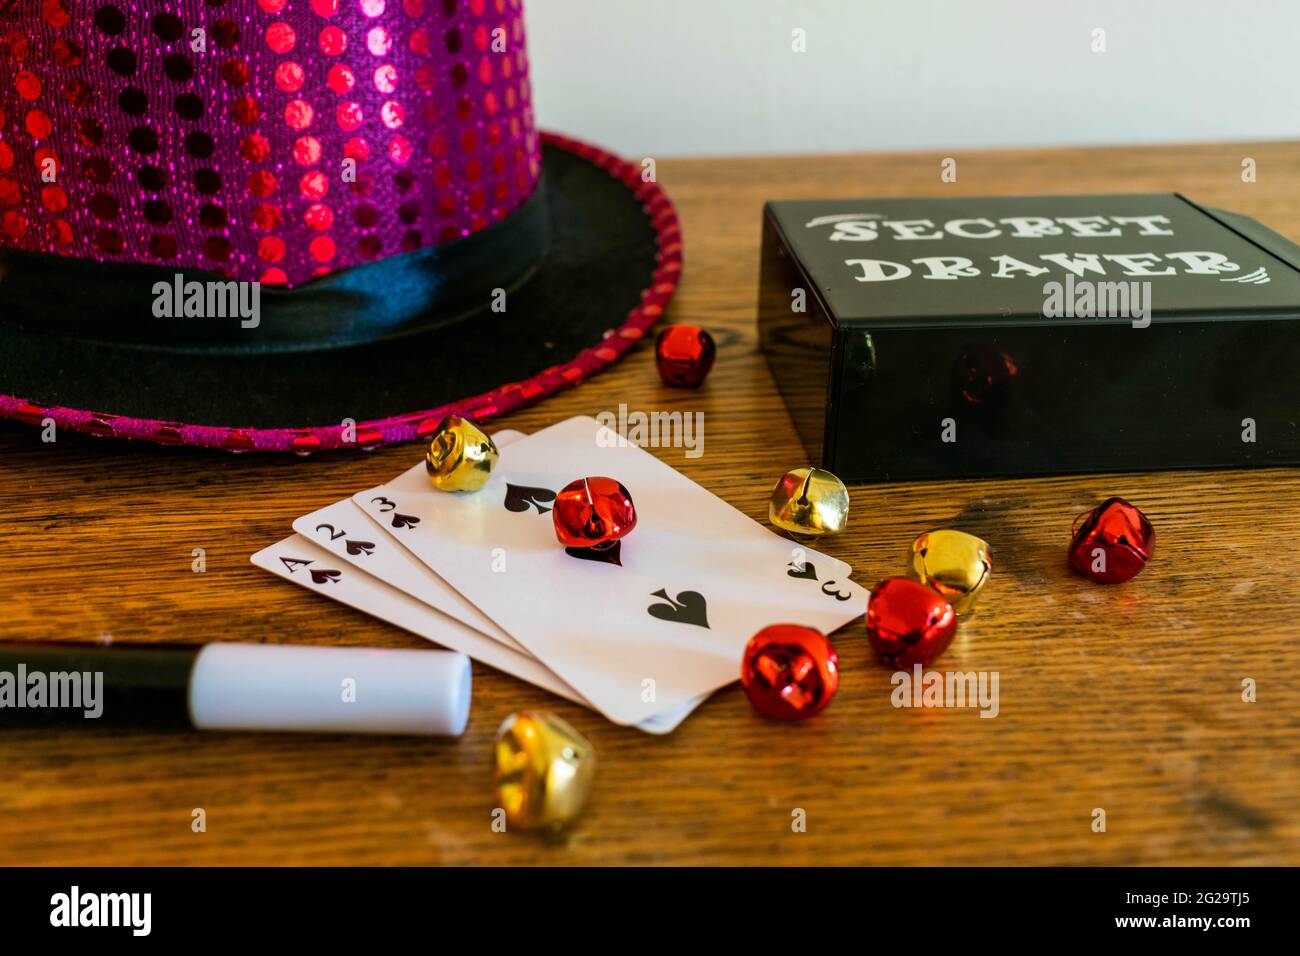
[0,0,681,452]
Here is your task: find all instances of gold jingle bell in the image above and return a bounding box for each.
[425,414,499,492]
[907,529,992,615]
[492,711,595,832]
[768,467,849,536]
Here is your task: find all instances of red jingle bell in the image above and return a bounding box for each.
[1068,496,1154,584]
[865,577,957,668]
[740,624,839,721]
[654,325,716,387]
[553,477,637,551]
[952,343,1017,406]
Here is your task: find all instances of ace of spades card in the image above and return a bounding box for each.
[353,416,866,727]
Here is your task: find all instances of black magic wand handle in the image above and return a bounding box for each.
[0,641,471,736]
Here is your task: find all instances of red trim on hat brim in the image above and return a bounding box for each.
[0,132,683,454]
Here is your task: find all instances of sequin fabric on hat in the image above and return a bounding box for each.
[0,0,540,287]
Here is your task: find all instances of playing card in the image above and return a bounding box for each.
[291,430,530,655]
[252,534,586,701]
[254,534,703,734]
[352,415,866,726]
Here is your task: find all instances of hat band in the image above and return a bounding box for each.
[0,184,551,355]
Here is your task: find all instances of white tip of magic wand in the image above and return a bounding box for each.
[188,643,471,737]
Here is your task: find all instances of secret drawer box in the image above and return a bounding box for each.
[758,193,1300,482]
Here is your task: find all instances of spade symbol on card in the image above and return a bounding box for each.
[345,539,375,556]
[565,541,622,566]
[504,483,556,514]
[390,513,420,530]
[787,559,818,581]
[788,559,852,600]
[310,568,342,585]
[647,588,710,629]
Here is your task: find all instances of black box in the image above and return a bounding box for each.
[758,193,1300,482]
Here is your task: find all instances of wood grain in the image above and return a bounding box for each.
[1,141,1297,865]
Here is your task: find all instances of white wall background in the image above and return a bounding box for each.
[524,0,1300,157]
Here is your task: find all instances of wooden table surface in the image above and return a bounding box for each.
[1,141,1297,866]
